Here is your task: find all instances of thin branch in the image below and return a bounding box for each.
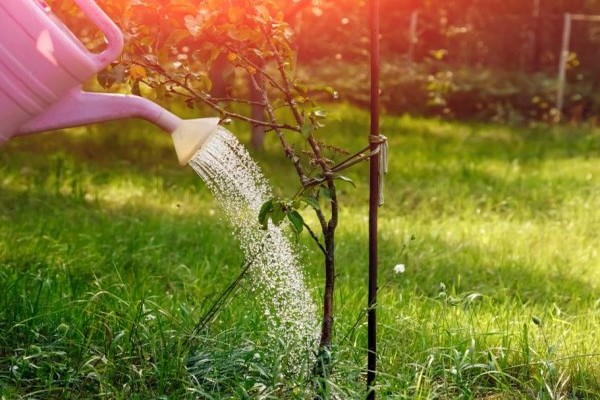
[256,26,337,235]
[303,222,327,256]
[138,63,300,132]
[217,40,289,95]
[202,94,299,131]
[251,73,310,185]
[261,25,305,126]
[209,97,266,107]
[301,145,375,188]
[260,25,336,198]
[260,26,337,190]
[291,186,329,233]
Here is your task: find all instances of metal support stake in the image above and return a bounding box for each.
[367,0,380,398]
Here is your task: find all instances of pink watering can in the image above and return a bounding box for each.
[0,0,219,165]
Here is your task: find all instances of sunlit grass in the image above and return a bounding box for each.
[2,104,600,398]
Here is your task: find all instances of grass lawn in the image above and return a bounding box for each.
[1,104,600,398]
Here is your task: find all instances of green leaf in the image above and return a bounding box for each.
[294,82,308,94]
[97,68,115,89]
[312,108,327,119]
[325,86,339,99]
[334,175,356,187]
[193,47,220,64]
[301,123,313,139]
[97,65,126,89]
[287,210,304,235]
[258,199,273,229]
[312,85,339,99]
[154,84,167,102]
[131,80,142,96]
[221,64,236,83]
[271,204,286,225]
[193,72,212,92]
[165,29,190,47]
[300,196,320,211]
[294,96,307,104]
[320,188,333,200]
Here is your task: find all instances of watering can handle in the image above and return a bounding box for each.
[72,0,124,70]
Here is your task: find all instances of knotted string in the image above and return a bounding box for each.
[302,135,388,206]
[369,134,388,206]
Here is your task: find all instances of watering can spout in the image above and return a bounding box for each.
[16,90,220,165]
[170,118,222,165]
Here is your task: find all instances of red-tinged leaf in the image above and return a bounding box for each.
[184,14,204,38]
[165,29,190,47]
[228,7,246,24]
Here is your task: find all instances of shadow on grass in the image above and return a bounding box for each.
[0,121,191,184]
[4,126,598,309]
[2,120,600,397]
[3,161,596,324]
[333,223,600,310]
[0,183,305,398]
[385,163,598,218]
[3,117,600,307]
[0,183,243,293]
[5,179,594,310]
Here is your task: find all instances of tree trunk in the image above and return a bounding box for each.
[250,71,266,149]
[209,54,228,98]
[319,229,335,348]
[314,227,335,399]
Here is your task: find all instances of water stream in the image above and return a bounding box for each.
[189,126,319,367]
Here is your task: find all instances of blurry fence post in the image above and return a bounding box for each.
[408,11,419,63]
[556,13,600,118]
[556,13,572,117]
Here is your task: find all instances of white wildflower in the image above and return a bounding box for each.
[394,264,406,274]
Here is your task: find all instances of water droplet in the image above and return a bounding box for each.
[188,127,319,370]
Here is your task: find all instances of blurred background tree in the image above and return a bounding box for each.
[287,0,600,123]
[52,0,600,125]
